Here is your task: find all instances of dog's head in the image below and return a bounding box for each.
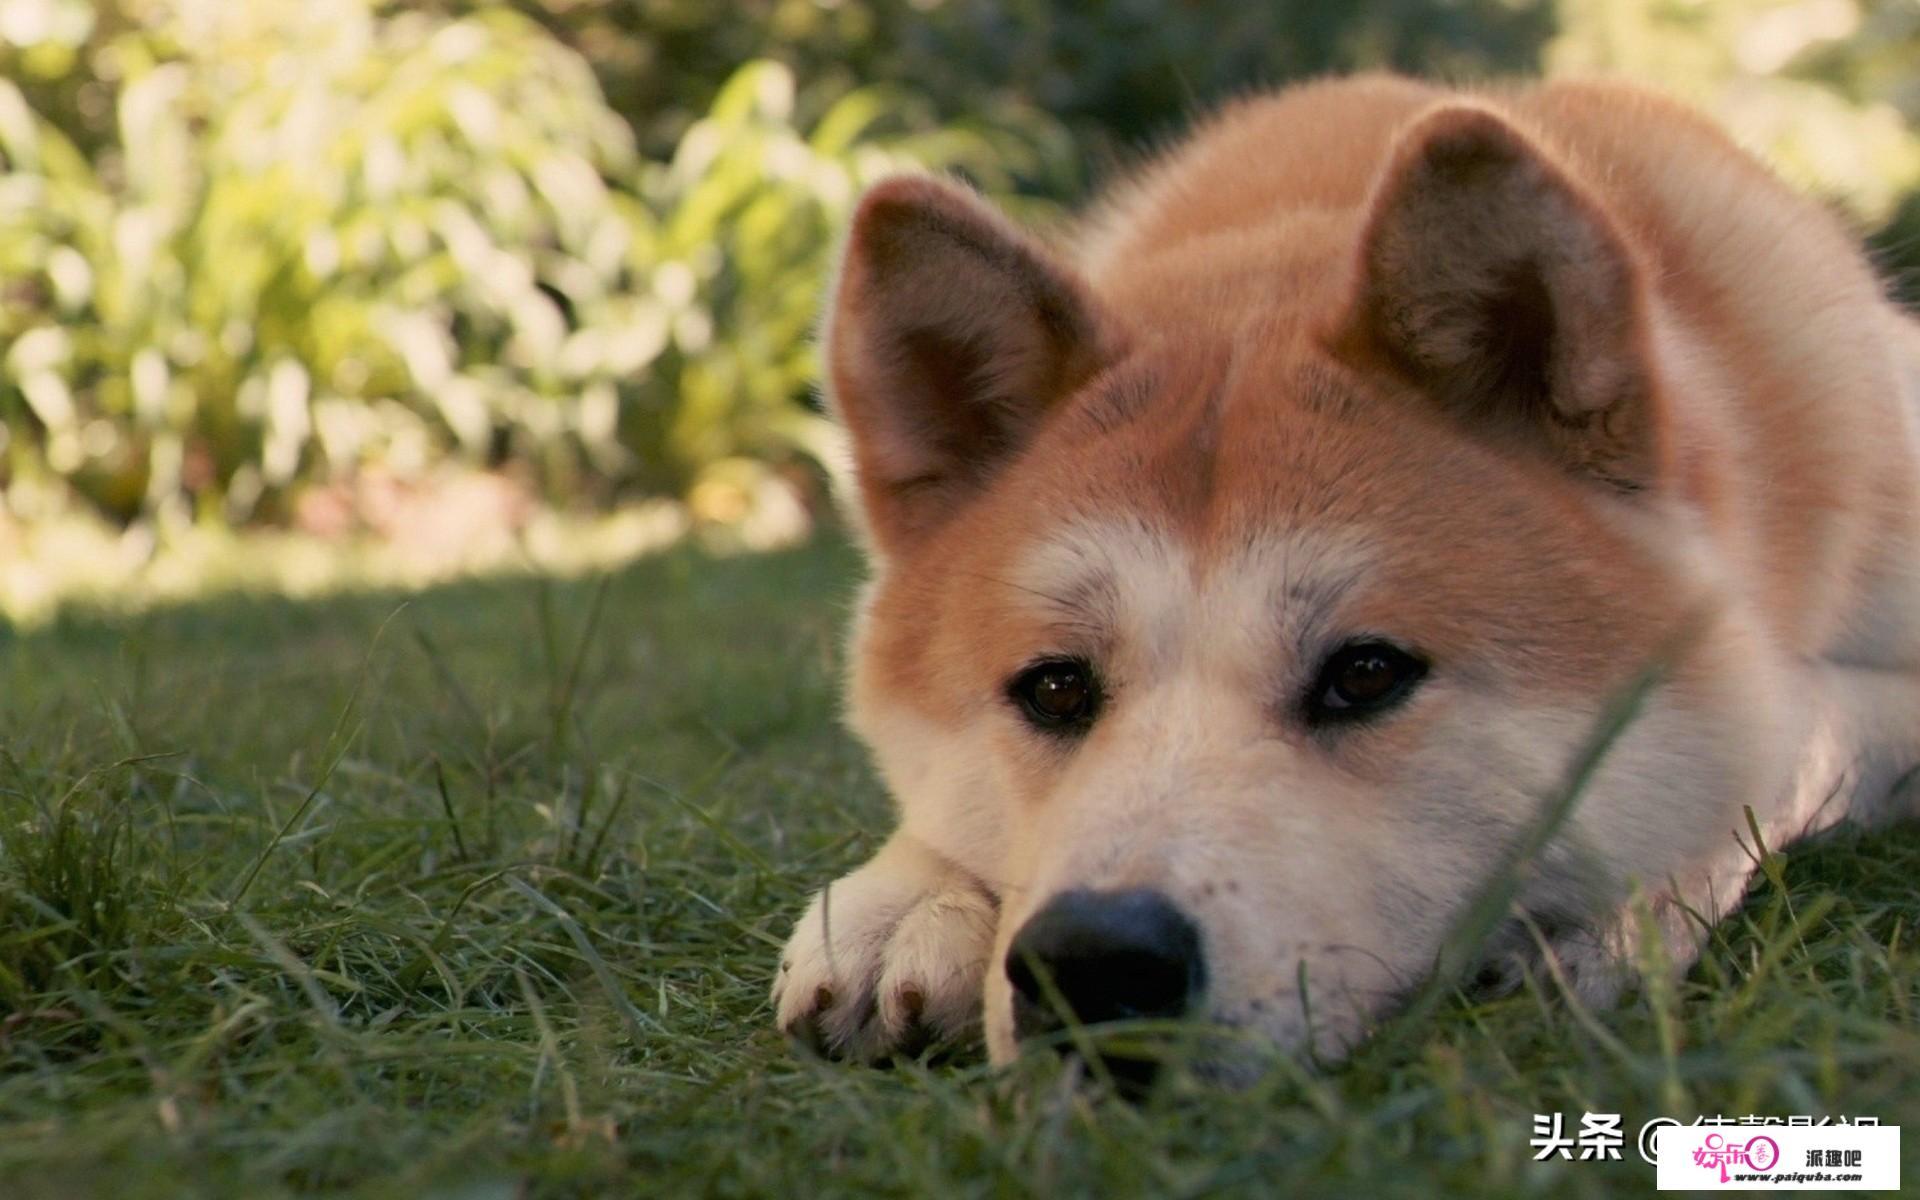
[824,106,1789,1074]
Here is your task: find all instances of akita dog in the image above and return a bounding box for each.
[772,74,1920,1080]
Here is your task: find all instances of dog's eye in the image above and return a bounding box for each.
[1008,658,1100,732]
[1308,640,1427,724]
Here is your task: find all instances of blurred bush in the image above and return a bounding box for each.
[0,0,1915,539]
[485,0,1552,187]
[0,0,1035,531]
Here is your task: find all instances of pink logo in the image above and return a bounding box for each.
[1691,1132,1782,1183]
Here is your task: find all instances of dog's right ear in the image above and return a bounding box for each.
[825,176,1118,554]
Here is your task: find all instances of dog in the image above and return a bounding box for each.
[771,73,1920,1081]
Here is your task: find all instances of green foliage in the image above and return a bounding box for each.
[0,759,149,1008]
[0,0,1027,527]
[5,1,639,521]
[501,0,1552,180]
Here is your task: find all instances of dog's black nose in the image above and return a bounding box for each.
[1006,887,1205,1040]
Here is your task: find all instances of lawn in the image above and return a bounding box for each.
[1,530,1915,1198]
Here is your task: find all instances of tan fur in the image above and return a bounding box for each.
[773,74,1920,1073]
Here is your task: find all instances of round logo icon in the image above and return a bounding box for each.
[1638,1117,1678,1163]
[1745,1135,1781,1172]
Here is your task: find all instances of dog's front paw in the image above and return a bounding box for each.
[773,837,997,1062]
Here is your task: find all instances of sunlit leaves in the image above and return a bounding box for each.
[0,2,1009,529]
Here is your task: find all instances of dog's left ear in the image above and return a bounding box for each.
[1331,104,1662,491]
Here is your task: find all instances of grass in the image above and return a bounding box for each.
[0,529,1915,1198]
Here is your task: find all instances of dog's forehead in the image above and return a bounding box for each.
[902,331,1673,698]
[994,350,1424,653]
[1047,338,1455,540]
[1011,514,1375,662]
